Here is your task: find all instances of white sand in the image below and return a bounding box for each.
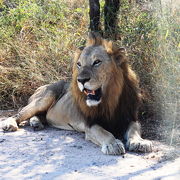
[0,117,179,180]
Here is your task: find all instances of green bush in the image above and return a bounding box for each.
[0,0,88,108]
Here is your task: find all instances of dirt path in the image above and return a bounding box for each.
[0,112,179,180]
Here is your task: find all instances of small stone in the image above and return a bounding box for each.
[0,139,6,143]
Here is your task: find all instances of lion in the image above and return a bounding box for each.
[2,32,152,155]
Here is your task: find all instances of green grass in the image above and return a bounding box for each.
[0,0,88,108]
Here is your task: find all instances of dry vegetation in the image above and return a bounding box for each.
[0,0,89,108]
[0,0,179,145]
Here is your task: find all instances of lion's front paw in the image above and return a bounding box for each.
[101,139,125,155]
[30,116,44,131]
[126,138,152,153]
[1,117,18,132]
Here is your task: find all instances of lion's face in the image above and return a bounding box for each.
[72,32,126,110]
[76,45,113,106]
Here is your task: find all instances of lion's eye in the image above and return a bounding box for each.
[77,62,81,68]
[93,59,102,67]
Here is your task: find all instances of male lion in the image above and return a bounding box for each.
[2,32,152,155]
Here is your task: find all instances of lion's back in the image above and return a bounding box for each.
[28,80,70,104]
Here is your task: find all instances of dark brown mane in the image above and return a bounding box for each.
[71,34,141,137]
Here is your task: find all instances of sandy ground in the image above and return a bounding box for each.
[0,112,180,180]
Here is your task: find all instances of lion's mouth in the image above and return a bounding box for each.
[83,87,102,106]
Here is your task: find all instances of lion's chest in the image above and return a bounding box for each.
[86,107,131,138]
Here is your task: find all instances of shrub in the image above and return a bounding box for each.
[0,0,88,108]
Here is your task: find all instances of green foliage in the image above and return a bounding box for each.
[153,2,179,146]
[0,0,87,43]
[0,0,89,108]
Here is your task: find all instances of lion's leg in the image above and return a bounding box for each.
[2,93,55,132]
[125,121,152,152]
[85,124,125,155]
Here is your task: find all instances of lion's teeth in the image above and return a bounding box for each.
[84,89,96,96]
[84,90,88,95]
[91,90,95,95]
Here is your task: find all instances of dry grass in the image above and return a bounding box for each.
[152,0,179,146]
[0,0,89,108]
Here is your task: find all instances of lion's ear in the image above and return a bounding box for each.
[118,47,126,53]
[74,46,85,62]
[113,47,127,66]
[86,32,102,46]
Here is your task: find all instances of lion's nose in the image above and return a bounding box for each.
[77,77,90,85]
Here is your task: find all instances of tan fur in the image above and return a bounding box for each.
[2,32,152,155]
[71,60,123,119]
[71,34,126,119]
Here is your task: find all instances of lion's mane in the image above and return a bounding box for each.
[71,34,141,138]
